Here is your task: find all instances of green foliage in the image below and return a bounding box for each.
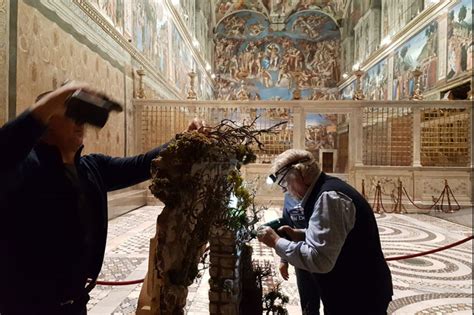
[226,170,253,231]
[263,283,290,315]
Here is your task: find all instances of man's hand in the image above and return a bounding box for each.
[31,81,94,125]
[279,262,289,281]
[186,117,206,132]
[277,226,305,242]
[256,226,280,248]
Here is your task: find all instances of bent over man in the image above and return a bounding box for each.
[258,149,393,315]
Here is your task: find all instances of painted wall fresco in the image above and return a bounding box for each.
[90,0,124,33]
[88,0,214,99]
[340,82,355,100]
[381,0,424,38]
[305,113,342,172]
[392,21,438,100]
[305,113,338,151]
[133,1,156,63]
[123,0,132,37]
[363,59,388,100]
[171,24,194,95]
[215,10,341,100]
[447,0,473,81]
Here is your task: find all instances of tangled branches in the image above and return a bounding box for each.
[150,117,286,206]
[203,117,287,151]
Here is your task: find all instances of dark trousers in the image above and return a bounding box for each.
[295,267,321,315]
[322,299,390,315]
[0,294,88,315]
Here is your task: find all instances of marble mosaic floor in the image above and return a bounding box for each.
[88,206,473,315]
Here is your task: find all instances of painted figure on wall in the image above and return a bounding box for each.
[340,82,355,100]
[216,0,343,24]
[392,21,438,100]
[131,0,170,78]
[90,0,124,33]
[171,25,194,94]
[363,59,388,101]
[214,10,341,100]
[305,113,339,162]
[155,2,170,76]
[447,0,473,80]
[133,0,158,60]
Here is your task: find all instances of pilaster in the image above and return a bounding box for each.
[1,0,9,124]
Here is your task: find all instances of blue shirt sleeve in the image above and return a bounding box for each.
[274,191,356,273]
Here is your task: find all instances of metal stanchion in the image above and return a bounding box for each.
[372,181,386,213]
[391,179,407,214]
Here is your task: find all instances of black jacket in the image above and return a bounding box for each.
[303,173,393,314]
[0,111,163,312]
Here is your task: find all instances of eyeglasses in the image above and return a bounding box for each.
[268,158,310,190]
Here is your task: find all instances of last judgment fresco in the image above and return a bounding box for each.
[214,8,341,100]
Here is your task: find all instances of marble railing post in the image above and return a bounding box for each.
[292,105,305,150]
[412,108,422,167]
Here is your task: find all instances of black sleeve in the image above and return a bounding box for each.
[90,144,167,192]
[0,110,47,172]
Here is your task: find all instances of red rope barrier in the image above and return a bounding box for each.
[92,245,212,286]
[385,235,473,261]
[91,236,473,285]
[95,279,144,286]
[365,178,462,213]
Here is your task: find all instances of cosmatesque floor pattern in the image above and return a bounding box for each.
[88,206,473,315]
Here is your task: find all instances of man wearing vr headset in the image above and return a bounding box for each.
[258,149,392,314]
[0,82,203,315]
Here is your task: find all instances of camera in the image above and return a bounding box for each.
[262,217,289,233]
[252,217,290,238]
[65,90,123,128]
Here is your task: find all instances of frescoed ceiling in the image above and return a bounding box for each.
[215,0,346,24]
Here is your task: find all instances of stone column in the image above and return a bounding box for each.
[350,107,363,167]
[209,227,241,315]
[412,108,422,167]
[349,107,363,186]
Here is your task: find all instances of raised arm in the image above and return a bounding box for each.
[87,144,165,192]
[0,82,89,171]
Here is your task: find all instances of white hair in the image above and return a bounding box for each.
[271,149,321,186]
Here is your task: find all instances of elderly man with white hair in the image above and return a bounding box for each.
[258,149,393,314]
